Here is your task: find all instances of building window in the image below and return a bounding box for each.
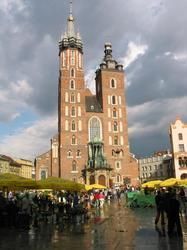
[70,68,75,77]
[114,136,118,145]
[71,50,75,65]
[89,117,102,142]
[72,135,76,145]
[71,106,76,117]
[76,150,81,158]
[70,93,75,103]
[72,160,77,171]
[116,175,121,183]
[115,161,121,169]
[111,95,117,105]
[110,78,116,88]
[67,150,72,158]
[178,133,183,140]
[70,80,75,89]
[179,144,185,152]
[112,108,117,118]
[71,120,76,131]
[113,121,118,132]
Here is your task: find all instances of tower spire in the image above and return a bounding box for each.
[59,1,83,53]
[70,0,73,16]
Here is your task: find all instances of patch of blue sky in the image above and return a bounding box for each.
[0,111,38,138]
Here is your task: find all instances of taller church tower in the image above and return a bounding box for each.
[58,3,87,181]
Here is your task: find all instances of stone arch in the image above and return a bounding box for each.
[89,175,95,185]
[98,175,106,186]
[181,173,187,179]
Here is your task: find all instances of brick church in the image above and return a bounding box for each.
[35,5,139,187]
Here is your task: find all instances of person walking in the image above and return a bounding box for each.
[155,190,165,225]
[167,191,183,237]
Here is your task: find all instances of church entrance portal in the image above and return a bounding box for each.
[98,175,106,186]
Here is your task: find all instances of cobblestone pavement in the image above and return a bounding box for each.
[0,200,187,250]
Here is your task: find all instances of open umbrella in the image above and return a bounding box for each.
[89,183,107,190]
[142,180,162,188]
[160,178,180,187]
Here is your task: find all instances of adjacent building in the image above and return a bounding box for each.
[0,155,21,176]
[35,5,139,187]
[14,158,33,179]
[169,118,187,179]
[138,151,173,183]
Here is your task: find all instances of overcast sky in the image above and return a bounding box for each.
[0,0,186,160]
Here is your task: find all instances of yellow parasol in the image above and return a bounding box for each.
[89,183,107,190]
[141,180,162,188]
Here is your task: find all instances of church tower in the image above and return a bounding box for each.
[58,3,87,181]
[36,3,139,187]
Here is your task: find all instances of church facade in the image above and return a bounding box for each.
[35,8,139,187]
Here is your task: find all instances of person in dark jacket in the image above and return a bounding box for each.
[155,189,165,225]
[167,191,183,237]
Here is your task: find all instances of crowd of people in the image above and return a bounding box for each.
[0,188,127,230]
[0,185,186,238]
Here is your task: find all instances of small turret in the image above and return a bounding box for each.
[99,43,123,71]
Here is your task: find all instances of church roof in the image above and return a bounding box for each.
[85,96,103,113]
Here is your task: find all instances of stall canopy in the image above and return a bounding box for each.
[0,173,36,190]
[36,177,84,191]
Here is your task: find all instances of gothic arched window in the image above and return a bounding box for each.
[71,106,76,116]
[72,135,76,145]
[113,121,118,132]
[70,93,75,103]
[76,150,81,157]
[89,117,102,142]
[70,68,75,77]
[67,150,72,158]
[72,160,77,171]
[112,95,116,105]
[71,120,76,131]
[70,80,75,89]
[110,78,116,88]
[114,136,118,145]
[112,108,117,118]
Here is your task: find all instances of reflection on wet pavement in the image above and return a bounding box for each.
[0,200,186,250]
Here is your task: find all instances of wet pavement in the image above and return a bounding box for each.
[0,200,187,250]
